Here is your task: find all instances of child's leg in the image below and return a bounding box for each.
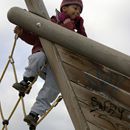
[24,51,46,78]
[12,51,46,93]
[24,65,60,126]
[30,65,60,116]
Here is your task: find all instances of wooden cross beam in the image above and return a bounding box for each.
[8,7,130,78]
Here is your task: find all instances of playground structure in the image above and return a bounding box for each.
[1,0,130,130]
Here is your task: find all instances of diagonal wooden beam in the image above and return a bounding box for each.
[8,7,130,78]
[24,0,49,19]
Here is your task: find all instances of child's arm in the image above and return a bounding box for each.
[14,26,40,46]
[75,16,87,37]
[51,15,75,31]
[20,30,41,46]
[51,13,87,35]
[14,26,23,36]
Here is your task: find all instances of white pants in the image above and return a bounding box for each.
[31,65,60,116]
[23,51,46,79]
[24,51,60,116]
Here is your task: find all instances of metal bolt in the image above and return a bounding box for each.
[36,22,41,28]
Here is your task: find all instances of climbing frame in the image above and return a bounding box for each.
[1,0,130,130]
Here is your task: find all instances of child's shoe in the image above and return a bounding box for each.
[29,125,36,130]
[12,77,35,94]
[24,112,39,126]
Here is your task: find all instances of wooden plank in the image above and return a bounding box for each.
[80,102,130,130]
[62,62,130,108]
[70,81,130,123]
[24,0,49,19]
[71,82,130,130]
[87,123,103,130]
[56,45,130,92]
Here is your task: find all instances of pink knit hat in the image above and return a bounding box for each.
[60,0,83,12]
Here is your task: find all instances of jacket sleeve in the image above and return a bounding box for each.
[51,16,75,31]
[77,25,87,37]
[18,16,57,46]
[19,30,40,46]
[51,16,58,23]
[75,16,87,37]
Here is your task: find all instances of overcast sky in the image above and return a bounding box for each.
[0,0,130,130]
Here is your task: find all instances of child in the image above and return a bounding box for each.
[13,26,47,94]
[13,0,87,127]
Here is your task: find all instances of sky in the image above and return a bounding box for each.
[0,0,130,130]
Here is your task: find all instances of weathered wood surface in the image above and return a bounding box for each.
[71,82,130,130]
[43,42,130,130]
[63,63,130,108]
[56,45,130,92]
[24,0,49,19]
[57,45,130,108]
[46,43,130,130]
[56,45,130,130]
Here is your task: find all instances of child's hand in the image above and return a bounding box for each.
[14,26,23,36]
[63,18,71,24]
[62,18,75,30]
[57,12,68,22]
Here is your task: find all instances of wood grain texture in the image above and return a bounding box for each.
[71,81,130,130]
[24,0,49,18]
[62,62,130,108]
[56,45,130,92]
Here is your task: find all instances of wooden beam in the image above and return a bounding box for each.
[7,7,130,77]
[24,0,49,19]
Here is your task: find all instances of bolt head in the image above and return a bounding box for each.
[36,22,41,28]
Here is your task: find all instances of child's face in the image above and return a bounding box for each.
[62,5,81,19]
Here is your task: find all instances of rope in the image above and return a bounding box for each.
[37,95,63,125]
[0,34,18,83]
[0,103,4,121]
[0,34,62,130]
